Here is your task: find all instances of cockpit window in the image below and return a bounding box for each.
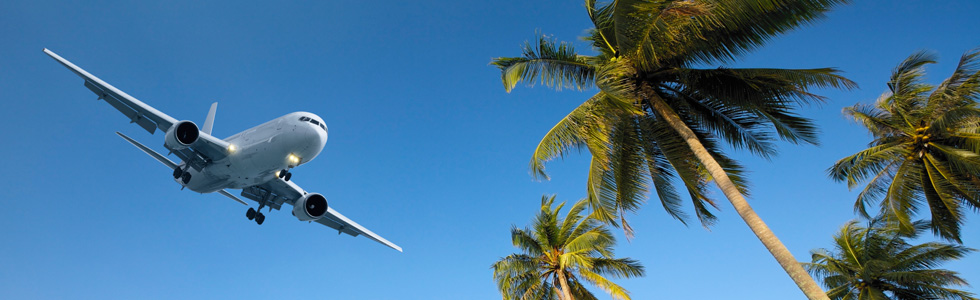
[298,116,327,132]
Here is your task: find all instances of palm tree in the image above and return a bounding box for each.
[492,195,644,300]
[804,217,976,300]
[830,49,980,243]
[492,1,854,298]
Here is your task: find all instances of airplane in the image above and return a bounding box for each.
[44,49,402,252]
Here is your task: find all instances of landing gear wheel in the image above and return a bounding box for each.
[173,168,183,179]
[255,213,265,225]
[278,169,287,178]
[181,172,192,184]
[246,207,256,220]
[284,172,292,181]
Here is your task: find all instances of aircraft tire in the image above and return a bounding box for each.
[255,213,265,225]
[284,172,292,182]
[246,207,256,220]
[173,168,182,179]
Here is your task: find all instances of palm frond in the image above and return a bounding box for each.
[529,93,610,180]
[880,161,921,232]
[887,50,937,100]
[921,162,963,242]
[564,229,614,256]
[559,197,593,243]
[567,277,601,300]
[492,35,597,92]
[608,117,651,224]
[931,48,980,109]
[585,0,618,55]
[666,67,856,147]
[658,84,779,157]
[853,161,898,218]
[842,103,905,139]
[587,155,620,225]
[828,142,906,188]
[611,0,713,70]
[639,127,690,224]
[512,226,545,256]
[928,142,980,176]
[658,0,849,65]
[929,106,980,135]
[576,268,633,300]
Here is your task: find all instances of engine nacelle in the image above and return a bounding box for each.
[164,120,200,151]
[292,193,328,221]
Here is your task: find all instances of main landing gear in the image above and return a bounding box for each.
[278,169,293,181]
[172,167,191,184]
[246,205,266,225]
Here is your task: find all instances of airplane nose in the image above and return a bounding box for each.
[307,124,327,149]
[322,127,328,144]
[298,123,327,163]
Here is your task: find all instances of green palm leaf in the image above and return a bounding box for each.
[492,36,597,93]
[662,0,848,65]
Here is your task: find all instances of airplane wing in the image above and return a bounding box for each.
[45,49,230,168]
[45,49,177,134]
[245,179,403,252]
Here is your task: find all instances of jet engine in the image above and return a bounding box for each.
[164,120,200,151]
[292,193,328,221]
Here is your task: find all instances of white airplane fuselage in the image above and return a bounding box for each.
[179,111,328,193]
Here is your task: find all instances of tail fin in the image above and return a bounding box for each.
[202,102,217,135]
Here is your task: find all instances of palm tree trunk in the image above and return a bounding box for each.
[644,91,829,300]
[556,272,575,300]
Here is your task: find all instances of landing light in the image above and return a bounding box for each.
[288,154,301,165]
[227,144,238,153]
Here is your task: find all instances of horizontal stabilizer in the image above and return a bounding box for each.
[118,132,246,207]
[116,131,177,169]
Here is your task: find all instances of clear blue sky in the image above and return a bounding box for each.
[1,1,978,299]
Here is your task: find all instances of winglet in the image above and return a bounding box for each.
[202,102,217,135]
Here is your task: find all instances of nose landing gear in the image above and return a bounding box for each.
[278,169,293,181]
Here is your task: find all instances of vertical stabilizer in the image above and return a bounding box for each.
[203,102,217,134]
